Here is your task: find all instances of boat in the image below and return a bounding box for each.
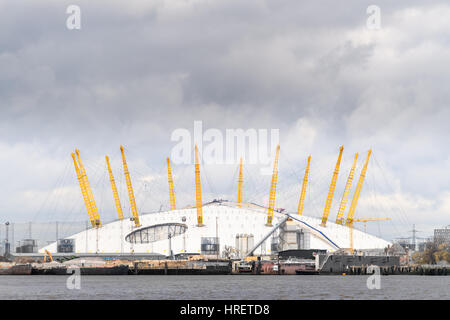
[237,261,253,273]
[0,263,32,275]
[32,264,129,275]
[280,259,317,275]
[135,259,232,275]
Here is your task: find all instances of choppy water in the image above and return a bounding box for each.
[0,275,448,300]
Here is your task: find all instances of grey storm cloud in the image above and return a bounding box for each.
[0,0,449,241]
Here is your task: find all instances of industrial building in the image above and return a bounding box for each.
[39,144,392,257]
[434,226,450,245]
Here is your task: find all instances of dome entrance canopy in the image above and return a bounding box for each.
[125,223,188,244]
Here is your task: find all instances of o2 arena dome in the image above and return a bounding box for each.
[40,145,391,257]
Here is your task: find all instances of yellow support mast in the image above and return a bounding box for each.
[345,149,372,226]
[120,145,141,227]
[194,145,204,226]
[75,150,101,227]
[106,155,124,220]
[335,153,358,225]
[71,153,97,228]
[266,144,280,226]
[297,155,311,216]
[237,157,243,208]
[167,157,177,211]
[320,146,344,227]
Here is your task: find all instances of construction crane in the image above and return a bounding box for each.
[72,153,97,228]
[194,145,204,226]
[120,145,141,227]
[266,144,280,226]
[74,150,101,228]
[320,146,343,227]
[345,149,371,226]
[353,218,391,232]
[44,249,53,263]
[237,157,243,208]
[335,153,358,225]
[297,155,311,216]
[166,157,177,210]
[105,155,124,220]
[349,217,391,253]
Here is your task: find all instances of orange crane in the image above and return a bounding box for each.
[44,249,53,263]
[297,155,311,216]
[353,218,391,233]
[237,157,243,208]
[167,157,177,210]
[194,145,204,226]
[336,153,358,225]
[106,155,124,220]
[349,217,391,254]
[266,145,280,226]
[120,145,140,227]
[320,146,344,227]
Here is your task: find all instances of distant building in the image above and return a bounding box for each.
[417,241,428,252]
[393,239,413,251]
[434,226,450,246]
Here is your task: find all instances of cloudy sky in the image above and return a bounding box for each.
[0,0,449,241]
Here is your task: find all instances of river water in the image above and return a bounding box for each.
[0,275,448,300]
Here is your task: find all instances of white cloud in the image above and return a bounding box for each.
[0,0,449,241]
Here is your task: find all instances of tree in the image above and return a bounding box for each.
[412,241,450,264]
